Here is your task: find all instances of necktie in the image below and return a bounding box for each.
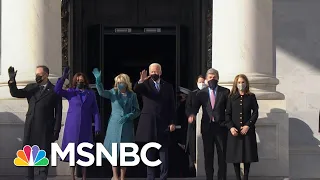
[210,89,215,121]
[155,83,160,91]
[40,86,45,94]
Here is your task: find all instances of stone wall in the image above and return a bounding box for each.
[274,0,320,178]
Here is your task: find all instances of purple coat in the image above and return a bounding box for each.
[54,77,101,161]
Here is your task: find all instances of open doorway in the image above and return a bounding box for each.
[84,27,192,178]
[103,34,176,91]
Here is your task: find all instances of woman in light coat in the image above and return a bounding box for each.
[92,68,140,180]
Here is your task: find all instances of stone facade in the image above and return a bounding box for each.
[0,0,319,179]
[274,0,320,178]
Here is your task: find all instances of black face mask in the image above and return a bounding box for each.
[35,75,43,84]
[208,79,218,89]
[77,82,85,89]
[151,74,160,81]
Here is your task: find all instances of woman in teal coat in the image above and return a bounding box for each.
[92,68,140,180]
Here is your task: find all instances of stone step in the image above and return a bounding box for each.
[0,176,294,180]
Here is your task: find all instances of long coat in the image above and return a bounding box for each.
[8,81,62,154]
[225,92,259,163]
[185,89,198,165]
[133,78,176,145]
[54,78,101,161]
[95,82,140,158]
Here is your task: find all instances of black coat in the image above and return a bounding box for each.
[225,93,259,163]
[184,89,198,164]
[192,86,230,133]
[134,78,176,144]
[8,81,62,154]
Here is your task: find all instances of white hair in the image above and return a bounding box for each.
[206,68,219,80]
[149,63,162,71]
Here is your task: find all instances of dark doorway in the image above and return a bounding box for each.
[103,34,176,93]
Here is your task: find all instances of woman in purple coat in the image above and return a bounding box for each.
[54,67,101,180]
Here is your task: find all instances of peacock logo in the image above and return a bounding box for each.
[14,145,49,166]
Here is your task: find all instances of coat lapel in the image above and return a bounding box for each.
[115,89,125,110]
[37,81,53,101]
[82,90,90,104]
[213,86,222,109]
[149,79,161,94]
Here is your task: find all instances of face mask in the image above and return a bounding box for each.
[117,83,126,91]
[208,79,218,89]
[35,75,43,84]
[237,83,246,91]
[151,74,160,81]
[77,82,85,89]
[197,83,207,90]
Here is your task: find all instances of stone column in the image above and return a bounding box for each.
[196,0,289,178]
[0,0,68,176]
[212,0,283,100]
[0,0,61,99]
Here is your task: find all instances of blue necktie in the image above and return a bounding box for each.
[155,83,160,91]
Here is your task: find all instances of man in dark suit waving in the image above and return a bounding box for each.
[134,63,176,180]
[188,68,230,180]
[8,65,62,180]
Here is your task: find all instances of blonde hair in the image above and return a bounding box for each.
[114,73,133,91]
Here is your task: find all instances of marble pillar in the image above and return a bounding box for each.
[0,0,70,176]
[0,0,62,99]
[212,0,283,100]
[196,0,289,178]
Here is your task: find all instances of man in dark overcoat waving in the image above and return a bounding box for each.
[134,63,176,180]
[8,66,62,180]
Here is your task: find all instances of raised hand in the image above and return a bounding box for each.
[62,66,70,79]
[8,66,17,81]
[139,70,149,82]
[92,68,101,82]
[92,68,101,78]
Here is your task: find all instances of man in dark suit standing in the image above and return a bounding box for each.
[134,63,176,180]
[8,66,62,180]
[188,68,230,180]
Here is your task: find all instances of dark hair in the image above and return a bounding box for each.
[196,75,205,82]
[229,74,252,96]
[71,72,90,89]
[36,65,49,74]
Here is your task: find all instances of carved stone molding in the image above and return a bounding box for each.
[61,0,69,68]
[207,0,212,69]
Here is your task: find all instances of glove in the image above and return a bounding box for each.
[62,66,70,79]
[119,114,132,124]
[92,68,101,83]
[8,66,17,81]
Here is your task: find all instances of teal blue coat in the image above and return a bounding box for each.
[96,82,140,158]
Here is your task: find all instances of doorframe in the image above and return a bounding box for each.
[69,0,210,88]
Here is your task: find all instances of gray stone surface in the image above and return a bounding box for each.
[274,0,320,178]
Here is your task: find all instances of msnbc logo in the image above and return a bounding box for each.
[14,145,49,166]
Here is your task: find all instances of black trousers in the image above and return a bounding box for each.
[146,144,169,180]
[202,122,227,180]
[26,166,49,180]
